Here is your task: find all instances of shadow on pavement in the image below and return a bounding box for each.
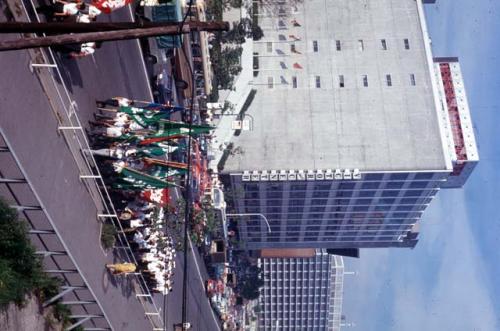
[52,52,84,92]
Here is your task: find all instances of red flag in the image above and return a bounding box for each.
[92,0,132,14]
[293,63,303,69]
[140,189,170,206]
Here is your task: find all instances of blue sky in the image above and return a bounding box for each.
[343,1,500,330]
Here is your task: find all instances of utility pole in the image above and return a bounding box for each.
[0,21,229,52]
[0,21,228,34]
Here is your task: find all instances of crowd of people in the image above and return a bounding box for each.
[36,0,133,58]
[93,97,212,295]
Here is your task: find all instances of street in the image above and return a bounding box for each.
[0,1,220,330]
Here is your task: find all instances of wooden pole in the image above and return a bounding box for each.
[0,21,229,34]
[0,21,229,52]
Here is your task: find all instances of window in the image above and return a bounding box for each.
[381,39,387,50]
[268,77,274,88]
[404,38,410,49]
[315,76,321,88]
[290,44,296,53]
[362,75,368,87]
[292,76,298,88]
[267,42,273,52]
[386,74,392,87]
[313,40,318,52]
[410,74,416,86]
[415,173,434,180]
[336,40,341,51]
[339,75,345,88]
[358,39,364,51]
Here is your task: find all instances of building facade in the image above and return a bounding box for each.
[217,0,479,250]
[258,250,344,331]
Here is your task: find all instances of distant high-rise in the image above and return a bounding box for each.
[257,250,344,331]
[217,0,479,250]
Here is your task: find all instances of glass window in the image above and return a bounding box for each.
[267,42,273,52]
[290,191,306,198]
[359,190,376,197]
[292,76,298,88]
[358,39,364,51]
[362,75,368,87]
[313,40,319,52]
[381,39,387,50]
[386,74,392,86]
[401,198,419,204]
[339,75,345,88]
[312,199,327,206]
[268,76,274,88]
[313,190,330,198]
[336,40,341,51]
[390,173,409,180]
[362,182,380,189]
[404,38,410,50]
[415,173,434,180]
[410,74,416,86]
[380,198,396,204]
[311,206,326,212]
[382,190,399,197]
[354,206,370,212]
[410,181,428,189]
[315,76,321,88]
[339,182,355,189]
[355,198,372,205]
[290,44,296,53]
[365,174,384,180]
[386,181,404,189]
[404,190,424,197]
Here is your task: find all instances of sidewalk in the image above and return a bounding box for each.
[208,3,254,171]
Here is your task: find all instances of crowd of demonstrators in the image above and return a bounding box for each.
[36,0,133,59]
[92,97,213,295]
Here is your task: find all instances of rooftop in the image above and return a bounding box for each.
[221,0,450,174]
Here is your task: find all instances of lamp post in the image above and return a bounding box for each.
[226,213,271,233]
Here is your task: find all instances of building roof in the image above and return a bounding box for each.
[221,0,450,174]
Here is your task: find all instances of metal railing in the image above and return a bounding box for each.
[0,129,111,331]
[10,1,165,329]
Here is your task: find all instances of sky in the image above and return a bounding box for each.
[343,1,500,330]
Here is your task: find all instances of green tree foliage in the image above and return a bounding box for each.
[0,198,58,305]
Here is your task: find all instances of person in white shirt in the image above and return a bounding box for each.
[36,1,85,19]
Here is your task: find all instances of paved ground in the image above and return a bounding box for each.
[0,2,220,330]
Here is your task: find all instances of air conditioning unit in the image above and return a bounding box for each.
[334,169,343,180]
[251,170,260,181]
[279,170,288,181]
[260,170,269,181]
[306,170,315,181]
[297,170,306,181]
[242,171,251,182]
[270,170,279,181]
[343,169,352,180]
[288,170,297,181]
[315,170,325,180]
[353,169,361,180]
[325,169,334,180]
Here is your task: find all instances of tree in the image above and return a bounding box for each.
[252,24,264,41]
[0,198,57,305]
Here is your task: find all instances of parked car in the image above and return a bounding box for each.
[152,69,173,104]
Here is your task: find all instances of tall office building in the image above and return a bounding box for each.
[257,250,344,331]
[217,0,478,249]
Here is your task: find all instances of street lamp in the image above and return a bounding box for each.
[226,213,271,233]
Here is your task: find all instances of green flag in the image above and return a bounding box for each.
[116,167,177,189]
